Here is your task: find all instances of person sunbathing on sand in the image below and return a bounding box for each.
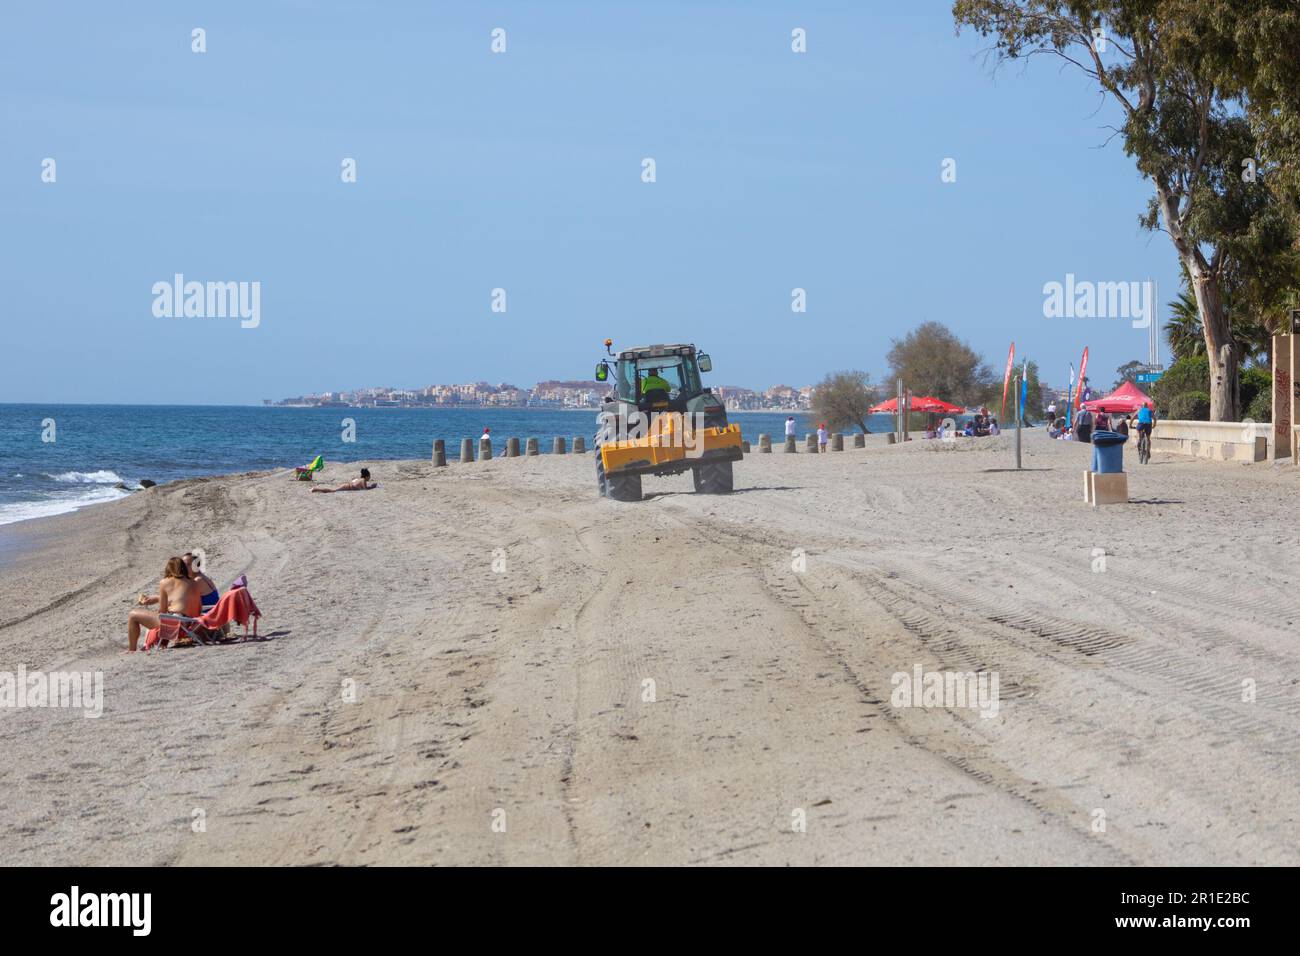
[311,467,377,493]
[127,556,202,652]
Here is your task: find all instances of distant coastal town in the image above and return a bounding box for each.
[265,381,817,412]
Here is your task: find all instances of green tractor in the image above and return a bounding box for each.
[592,340,744,501]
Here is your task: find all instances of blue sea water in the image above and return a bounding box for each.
[0,404,906,527]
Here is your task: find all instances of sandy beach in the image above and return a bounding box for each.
[2,435,1298,866]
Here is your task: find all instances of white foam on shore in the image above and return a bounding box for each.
[48,470,124,485]
[0,487,133,527]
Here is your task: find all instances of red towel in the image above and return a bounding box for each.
[143,618,181,652]
[201,587,261,632]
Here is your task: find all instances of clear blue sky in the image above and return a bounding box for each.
[1,1,1178,404]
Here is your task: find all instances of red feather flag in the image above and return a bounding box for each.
[1076,347,1090,408]
[1000,342,1016,420]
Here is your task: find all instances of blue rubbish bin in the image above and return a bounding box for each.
[1091,430,1127,473]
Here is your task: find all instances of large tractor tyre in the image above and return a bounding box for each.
[695,460,734,494]
[604,469,642,502]
[595,454,608,497]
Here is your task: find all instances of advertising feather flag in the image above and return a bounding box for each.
[1076,347,1090,408]
[1000,342,1015,421]
[1066,363,1076,427]
[1020,358,1028,422]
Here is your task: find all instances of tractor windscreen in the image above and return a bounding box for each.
[620,355,701,400]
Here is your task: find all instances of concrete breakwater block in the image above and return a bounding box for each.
[506,437,520,457]
[460,438,475,462]
[526,437,539,456]
[433,439,446,467]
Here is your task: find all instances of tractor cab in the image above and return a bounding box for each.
[600,345,712,412]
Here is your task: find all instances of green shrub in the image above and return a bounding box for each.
[1245,389,1273,424]
[1167,391,1211,421]
[1151,355,1209,414]
[1239,366,1271,414]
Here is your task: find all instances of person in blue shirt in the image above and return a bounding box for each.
[1136,403,1154,434]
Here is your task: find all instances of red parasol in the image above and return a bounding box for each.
[869,395,964,414]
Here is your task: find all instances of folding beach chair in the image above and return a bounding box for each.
[202,581,263,641]
[147,614,215,650]
[294,455,324,481]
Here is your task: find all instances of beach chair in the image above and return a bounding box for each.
[156,616,214,647]
[294,455,324,481]
[145,614,215,650]
[203,582,263,641]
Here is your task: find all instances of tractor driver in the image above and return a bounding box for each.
[640,367,671,399]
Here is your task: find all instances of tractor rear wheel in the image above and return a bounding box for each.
[604,469,642,502]
[695,460,733,494]
[595,454,608,497]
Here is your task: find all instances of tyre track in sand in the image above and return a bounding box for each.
[566,499,1117,864]
[679,503,1300,864]
[674,512,1132,862]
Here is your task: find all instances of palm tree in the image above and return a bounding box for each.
[1166,285,1274,367]
[1164,290,1204,361]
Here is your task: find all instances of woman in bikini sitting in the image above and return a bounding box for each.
[183,551,220,611]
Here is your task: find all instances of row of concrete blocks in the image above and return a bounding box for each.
[754,433,866,453]
[429,431,866,464]
[432,436,590,465]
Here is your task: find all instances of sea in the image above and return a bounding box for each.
[0,404,910,528]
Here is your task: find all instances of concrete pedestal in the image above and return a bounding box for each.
[1085,471,1128,507]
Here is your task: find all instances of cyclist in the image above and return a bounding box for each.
[1135,403,1155,461]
